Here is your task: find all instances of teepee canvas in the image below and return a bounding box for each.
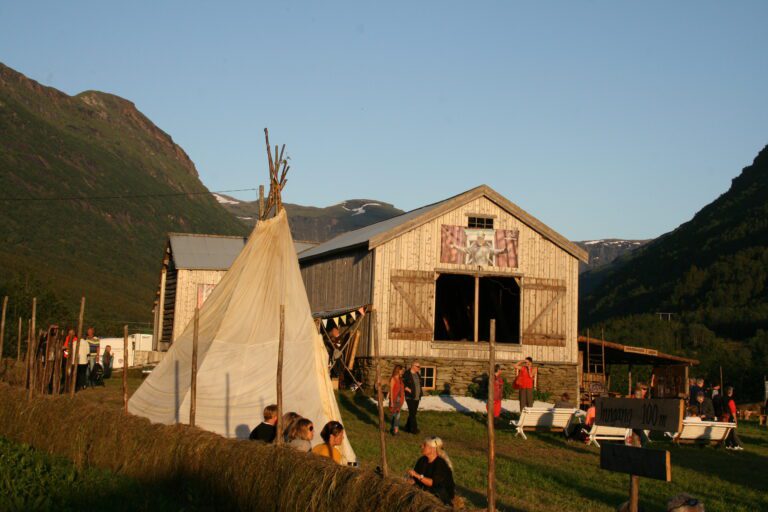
[128,209,356,462]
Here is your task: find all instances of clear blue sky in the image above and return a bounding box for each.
[2,1,766,240]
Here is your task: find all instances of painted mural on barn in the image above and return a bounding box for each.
[439,224,519,267]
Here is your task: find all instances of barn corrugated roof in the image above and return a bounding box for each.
[299,185,589,262]
[297,199,449,260]
[169,234,314,270]
[169,234,248,270]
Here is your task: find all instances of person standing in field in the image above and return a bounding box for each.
[513,357,537,411]
[488,364,504,419]
[101,345,114,379]
[84,327,100,386]
[389,364,405,435]
[403,361,424,434]
[722,386,744,450]
[76,330,90,390]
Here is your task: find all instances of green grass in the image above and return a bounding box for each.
[0,436,202,511]
[6,376,766,512]
[338,391,768,512]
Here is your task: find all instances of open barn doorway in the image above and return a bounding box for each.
[433,273,521,343]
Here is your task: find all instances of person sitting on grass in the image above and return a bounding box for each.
[281,411,303,442]
[407,436,455,506]
[249,404,278,443]
[287,418,314,453]
[666,493,704,512]
[312,421,345,464]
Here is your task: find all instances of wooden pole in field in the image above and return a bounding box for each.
[372,310,389,476]
[41,327,55,394]
[0,296,7,360]
[123,325,129,413]
[628,432,641,512]
[189,307,200,427]
[487,319,497,512]
[27,298,37,400]
[52,329,62,395]
[17,317,22,362]
[70,297,85,396]
[276,305,285,445]
[24,318,32,389]
[719,366,724,392]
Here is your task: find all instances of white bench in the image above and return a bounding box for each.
[586,424,631,447]
[510,407,578,440]
[672,420,735,446]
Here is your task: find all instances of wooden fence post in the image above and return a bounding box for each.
[629,432,641,512]
[27,298,37,400]
[16,317,22,362]
[0,296,7,360]
[52,328,62,395]
[190,307,200,427]
[41,327,54,394]
[372,310,389,476]
[24,318,31,389]
[123,325,129,413]
[70,297,85,397]
[487,319,496,512]
[276,304,285,445]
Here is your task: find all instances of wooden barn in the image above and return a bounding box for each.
[152,233,315,349]
[299,185,589,399]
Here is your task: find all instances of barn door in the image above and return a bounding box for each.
[521,277,567,346]
[388,269,435,341]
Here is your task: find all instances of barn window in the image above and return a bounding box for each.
[468,216,494,229]
[420,366,436,390]
[433,273,520,344]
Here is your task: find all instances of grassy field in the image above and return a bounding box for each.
[4,374,767,512]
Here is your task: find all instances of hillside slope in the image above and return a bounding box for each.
[574,239,649,273]
[216,194,404,242]
[0,63,247,333]
[580,146,768,398]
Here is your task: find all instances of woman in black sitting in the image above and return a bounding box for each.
[407,436,455,505]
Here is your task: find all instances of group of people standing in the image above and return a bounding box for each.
[61,327,113,390]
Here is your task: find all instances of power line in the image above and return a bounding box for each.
[0,188,258,202]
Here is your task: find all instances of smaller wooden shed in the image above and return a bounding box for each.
[152,232,315,348]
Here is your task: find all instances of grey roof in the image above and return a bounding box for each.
[169,234,313,270]
[294,241,319,255]
[169,234,248,270]
[298,198,450,261]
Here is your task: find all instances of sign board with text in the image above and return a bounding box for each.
[600,444,671,481]
[595,398,684,433]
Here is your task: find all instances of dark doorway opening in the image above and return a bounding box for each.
[433,273,521,344]
[478,276,520,343]
[433,274,475,342]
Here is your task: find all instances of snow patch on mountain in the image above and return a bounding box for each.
[214,193,239,205]
[341,202,381,216]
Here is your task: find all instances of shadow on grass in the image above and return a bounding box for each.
[456,484,518,512]
[670,442,768,495]
[338,391,379,427]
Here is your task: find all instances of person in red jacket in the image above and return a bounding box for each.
[723,386,744,450]
[389,365,405,435]
[487,364,504,419]
[514,357,537,410]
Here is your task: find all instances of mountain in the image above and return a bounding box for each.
[575,239,650,273]
[0,63,247,336]
[215,194,404,242]
[580,146,768,399]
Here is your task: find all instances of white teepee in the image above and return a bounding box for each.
[128,209,356,462]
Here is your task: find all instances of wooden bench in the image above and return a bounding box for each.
[510,407,578,440]
[672,419,735,446]
[586,424,631,447]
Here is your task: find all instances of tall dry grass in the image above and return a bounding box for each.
[0,376,450,511]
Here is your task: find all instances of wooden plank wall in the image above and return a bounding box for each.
[373,196,579,364]
[300,248,374,356]
[171,269,227,343]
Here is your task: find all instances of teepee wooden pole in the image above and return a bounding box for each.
[487,319,497,512]
[258,185,265,220]
[276,304,285,445]
[0,296,7,360]
[372,310,389,476]
[71,297,85,396]
[123,325,129,413]
[190,307,200,427]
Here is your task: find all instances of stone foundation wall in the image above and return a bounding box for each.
[354,357,578,401]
